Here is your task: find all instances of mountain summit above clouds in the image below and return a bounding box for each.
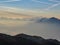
[0,33,60,45]
[36,17,60,24]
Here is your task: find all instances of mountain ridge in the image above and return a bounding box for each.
[0,33,59,45]
[36,17,60,24]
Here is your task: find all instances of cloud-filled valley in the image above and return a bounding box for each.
[0,16,60,40]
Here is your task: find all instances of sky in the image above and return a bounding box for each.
[0,0,60,40]
[0,0,60,18]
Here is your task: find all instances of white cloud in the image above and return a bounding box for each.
[32,0,60,11]
[0,6,46,16]
[9,0,20,1]
[0,6,19,12]
[45,3,60,10]
[32,0,51,5]
[0,0,21,3]
[49,0,60,2]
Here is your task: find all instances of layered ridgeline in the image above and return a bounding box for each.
[0,33,60,45]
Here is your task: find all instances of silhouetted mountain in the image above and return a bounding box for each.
[37,17,60,24]
[0,33,60,45]
[15,33,45,44]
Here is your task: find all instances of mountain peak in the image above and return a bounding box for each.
[50,17,59,20]
[37,17,60,24]
[48,17,60,23]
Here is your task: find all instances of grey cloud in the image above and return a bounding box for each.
[0,17,30,21]
[0,20,60,40]
[0,17,60,40]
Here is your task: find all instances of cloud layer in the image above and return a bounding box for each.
[0,18,60,40]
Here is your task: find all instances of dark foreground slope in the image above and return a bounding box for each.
[0,33,60,45]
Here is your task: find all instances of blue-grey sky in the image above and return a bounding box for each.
[0,0,60,18]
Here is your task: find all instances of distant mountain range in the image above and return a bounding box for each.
[0,33,60,45]
[0,16,60,24]
[0,17,60,24]
[36,17,60,24]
